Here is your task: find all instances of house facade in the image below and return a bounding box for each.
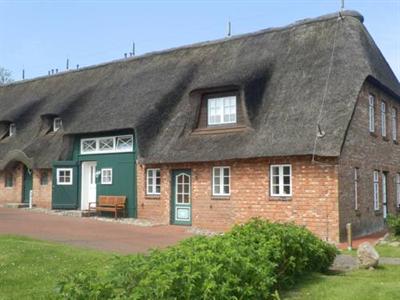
[1,11,399,243]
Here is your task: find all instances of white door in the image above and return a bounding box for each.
[81,161,97,210]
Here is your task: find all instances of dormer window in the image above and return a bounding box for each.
[9,123,16,137]
[53,117,62,132]
[207,96,237,125]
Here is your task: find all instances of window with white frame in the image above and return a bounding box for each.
[392,108,397,142]
[80,135,134,154]
[57,168,73,185]
[146,168,160,195]
[354,168,359,210]
[207,96,237,125]
[381,101,387,137]
[212,167,230,196]
[9,123,16,137]
[81,139,97,153]
[373,170,379,210]
[53,117,62,132]
[270,165,292,197]
[116,135,134,151]
[396,173,400,208]
[99,137,114,151]
[369,94,375,133]
[101,168,112,185]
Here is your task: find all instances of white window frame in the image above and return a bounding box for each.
[101,168,113,185]
[9,123,16,137]
[381,101,387,137]
[270,164,292,197]
[373,170,379,211]
[212,166,231,196]
[396,173,400,208]
[53,117,62,132]
[369,94,375,133]
[392,107,397,142]
[80,135,134,155]
[56,168,73,185]
[207,96,237,125]
[146,168,161,195]
[354,168,359,210]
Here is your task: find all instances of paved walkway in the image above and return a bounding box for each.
[331,255,400,272]
[0,208,192,254]
[337,231,387,250]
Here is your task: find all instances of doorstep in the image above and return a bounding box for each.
[3,203,32,209]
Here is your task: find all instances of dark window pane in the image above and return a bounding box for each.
[272,167,279,175]
[223,168,229,177]
[223,185,230,194]
[273,186,279,195]
[284,185,291,195]
[283,166,290,175]
[283,176,290,185]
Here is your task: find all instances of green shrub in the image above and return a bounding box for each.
[387,214,400,236]
[57,219,337,299]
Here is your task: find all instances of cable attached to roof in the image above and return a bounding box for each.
[311,13,343,164]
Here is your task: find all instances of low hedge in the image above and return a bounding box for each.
[57,219,337,299]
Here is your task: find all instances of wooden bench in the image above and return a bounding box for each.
[93,195,126,219]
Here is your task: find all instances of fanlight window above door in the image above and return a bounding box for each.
[116,136,133,151]
[82,139,97,153]
[81,135,134,154]
[99,138,114,151]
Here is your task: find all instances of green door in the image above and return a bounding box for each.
[22,166,33,204]
[171,169,192,225]
[52,161,79,209]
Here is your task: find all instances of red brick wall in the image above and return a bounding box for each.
[32,169,52,208]
[137,156,340,242]
[0,163,23,204]
[339,80,400,240]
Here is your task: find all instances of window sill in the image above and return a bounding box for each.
[269,196,292,201]
[145,195,161,199]
[192,125,250,135]
[211,195,230,200]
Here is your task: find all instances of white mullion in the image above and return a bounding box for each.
[279,166,284,196]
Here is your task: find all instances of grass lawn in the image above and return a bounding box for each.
[0,235,116,299]
[284,266,400,300]
[342,244,400,258]
[375,244,400,258]
[1,235,400,300]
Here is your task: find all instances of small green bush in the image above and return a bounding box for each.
[387,214,400,236]
[57,219,337,299]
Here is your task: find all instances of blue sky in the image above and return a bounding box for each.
[1,0,399,81]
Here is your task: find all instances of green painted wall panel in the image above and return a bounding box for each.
[71,130,137,217]
[52,161,79,209]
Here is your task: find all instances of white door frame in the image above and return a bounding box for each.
[81,161,97,210]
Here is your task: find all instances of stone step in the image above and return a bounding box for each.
[4,203,32,209]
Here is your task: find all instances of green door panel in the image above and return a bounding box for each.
[171,169,192,225]
[52,161,79,209]
[22,166,33,204]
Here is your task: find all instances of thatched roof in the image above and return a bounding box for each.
[0,10,399,168]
